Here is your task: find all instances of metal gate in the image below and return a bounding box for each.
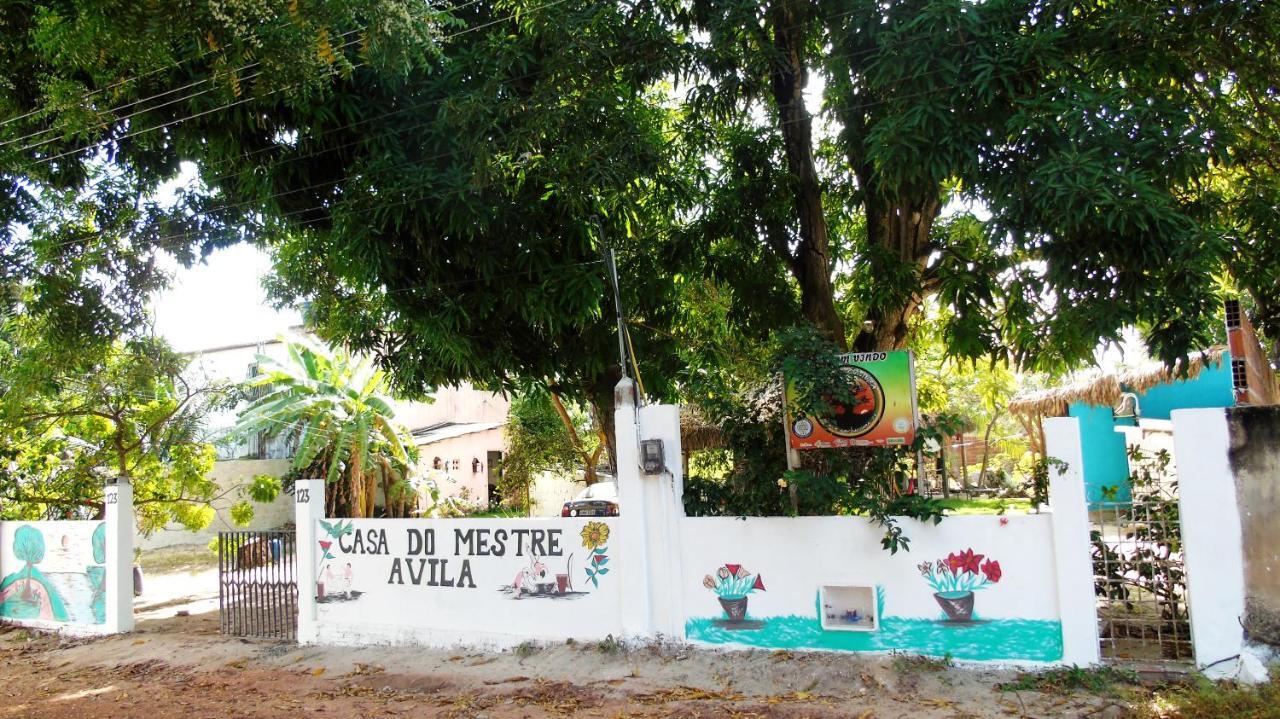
[1091,445,1192,666]
[218,530,298,641]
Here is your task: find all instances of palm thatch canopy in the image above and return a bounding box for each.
[680,406,727,452]
[1008,348,1228,419]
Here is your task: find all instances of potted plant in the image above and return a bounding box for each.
[704,563,765,623]
[919,549,1001,622]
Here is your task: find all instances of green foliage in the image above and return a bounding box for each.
[1023,457,1068,511]
[0,333,231,536]
[933,498,1031,516]
[498,391,585,513]
[685,325,951,552]
[245,474,282,504]
[228,501,255,527]
[999,665,1139,697]
[1132,677,1280,719]
[233,338,418,518]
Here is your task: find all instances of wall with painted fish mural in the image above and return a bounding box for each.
[679,515,1065,663]
[0,521,107,628]
[309,517,621,646]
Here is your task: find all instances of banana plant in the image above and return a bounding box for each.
[233,338,422,518]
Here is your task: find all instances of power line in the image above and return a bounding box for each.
[4,15,1223,263]
[9,0,577,167]
[0,0,494,141]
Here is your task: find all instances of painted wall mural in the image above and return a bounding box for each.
[0,521,106,626]
[580,522,611,589]
[681,517,1065,663]
[919,549,1001,623]
[703,563,765,628]
[310,518,623,643]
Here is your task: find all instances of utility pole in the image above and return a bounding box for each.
[600,219,630,385]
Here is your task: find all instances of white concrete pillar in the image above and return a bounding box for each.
[294,479,326,644]
[614,379,650,639]
[637,403,685,637]
[1044,417,1101,666]
[613,378,687,640]
[103,481,134,634]
[1172,408,1253,677]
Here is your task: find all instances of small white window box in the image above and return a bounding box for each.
[819,584,878,632]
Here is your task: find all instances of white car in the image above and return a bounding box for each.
[561,481,619,517]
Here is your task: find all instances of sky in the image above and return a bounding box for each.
[151,243,300,354]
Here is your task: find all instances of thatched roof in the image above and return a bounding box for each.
[1008,348,1228,419]
[680,406,727,452]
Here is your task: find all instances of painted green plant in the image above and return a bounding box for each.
[317,519,353,572]
[703,563,765,599]
[580,522,610,588]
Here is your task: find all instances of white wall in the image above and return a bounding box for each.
[1,520,105,628]
[289,393,1104,666]
[1,484,131,635]
[680,515,1058,621]
[529,471,581,517]
[677,515,1066,663]
[302,515,622,647]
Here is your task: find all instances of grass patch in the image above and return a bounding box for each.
[890,651,954,672]
[461,508,527,519]
[999,665,1140,696]
[137,545,219,575]
[1133,677,1280,719]
[936,497,1032,515]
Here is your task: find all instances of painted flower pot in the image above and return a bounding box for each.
[719,596,749,623]
[934,591,975,622]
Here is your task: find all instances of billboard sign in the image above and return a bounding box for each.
[786,351,918,450]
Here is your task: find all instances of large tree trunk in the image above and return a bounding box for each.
[587,367,622,479]
[853,194,942,351]
[767,0,847,349]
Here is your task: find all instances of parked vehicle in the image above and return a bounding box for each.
[562,481,619,517]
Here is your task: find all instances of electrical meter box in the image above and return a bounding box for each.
[640,439,665,474]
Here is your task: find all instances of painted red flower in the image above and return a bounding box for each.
[319,541,332,551]
[947,549,984,575]
[752,575,766,592]
[981,560,1002,583]
[725,563,742,577]
[592,554,608,564]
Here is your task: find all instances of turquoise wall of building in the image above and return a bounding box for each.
[1069,358,1232,506]
[1134,360,1234,420]
[1069,403,1133,504]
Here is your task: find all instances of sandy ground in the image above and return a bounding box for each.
[0,566,1124,718]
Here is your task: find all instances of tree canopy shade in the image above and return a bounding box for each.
[1,0,689,463]
[0,327,235,534]
[2,0,1278,435]
[679,0,1280,368]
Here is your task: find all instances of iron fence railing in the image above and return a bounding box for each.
[218,530,298,641]
[1091,449,1191,667]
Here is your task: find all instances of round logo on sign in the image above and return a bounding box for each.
[893,417,910,434]
[792,418,814,439]
[825,366,885,438]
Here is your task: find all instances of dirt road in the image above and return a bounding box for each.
[0,611,1129,718]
